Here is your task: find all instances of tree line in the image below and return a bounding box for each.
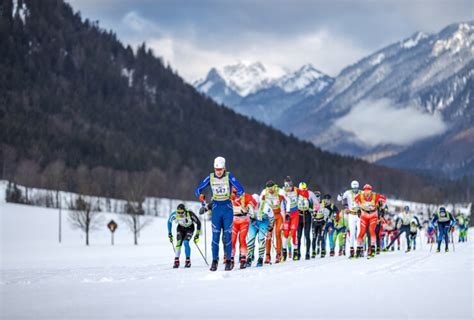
[1,0,473,206]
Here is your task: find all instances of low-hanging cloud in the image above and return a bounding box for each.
[335,99,447,147]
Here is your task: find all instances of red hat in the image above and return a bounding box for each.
[363,184,373,191]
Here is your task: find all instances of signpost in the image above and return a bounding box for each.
[107,220,118,245]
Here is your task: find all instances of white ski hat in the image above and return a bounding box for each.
[351,180,359,189]
[214,156,226,169]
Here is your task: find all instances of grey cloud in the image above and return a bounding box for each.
[335,99,447,147]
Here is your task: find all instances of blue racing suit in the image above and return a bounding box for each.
[431,211,455,251]
[195,171,244,261]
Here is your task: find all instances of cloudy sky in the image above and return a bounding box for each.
[67,0,472,82]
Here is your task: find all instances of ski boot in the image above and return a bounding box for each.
[230,257,235,269]
[311,250,316,259]
[225,259,233,271]
[293,249,300,261]
[240,255,247,269]
[413,246,416,251]
[210,259,218,271]
[275,253,281,264]
[338,248,343,256]
[405,246,411,253]
[245,256,253,268]
[282,249,287,262]
[356,246,363,258]
[173,257,180,268]
[316,247,320,255]
[376,247,381,255]
[436,247,440,253]
[184,257,191,268]
[320,249,326,258]
[264,255,271,264]
[370,245,376,258]
[330,249,335,257]
[445,247,449,253]
[256,257,263,267]
[305,253,310,260]
[349,247,355,259]
[397,245,401,251]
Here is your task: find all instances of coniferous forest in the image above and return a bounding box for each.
[1,0,472,202]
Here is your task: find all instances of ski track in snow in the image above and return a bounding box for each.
[1,203,472,320]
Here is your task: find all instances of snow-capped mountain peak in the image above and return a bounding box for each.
[432,21,473,56]
[219,60,278,96]
[275,63,331,93]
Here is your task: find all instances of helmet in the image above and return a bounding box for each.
[265,180,276,188]
[323,194,331,200]
[351,180,359,189]
[439,207,446,213]
[177,203,186,214]
[214,156,226,169]
[299,182,307,190]
[284,176,293,188]
[314,191,321,200]
[363,184,372,191]
[404,205,410,212]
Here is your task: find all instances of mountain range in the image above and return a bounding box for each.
[194,62,334,124]
[5,0,467,202]
[195,22,474,177]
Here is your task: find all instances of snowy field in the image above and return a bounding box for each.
[1,202,472,320]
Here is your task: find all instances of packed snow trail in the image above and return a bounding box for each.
[1,203,472,319]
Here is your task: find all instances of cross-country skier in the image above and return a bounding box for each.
[409,217,422,250]
[341,180,361,258]
[425,220,436,244]
[431,207,455,252]
[280,176,300,262]
[385,206,419,253]
[311,191,326,258]
[246,195,275,267]
[354,184,386,258]
[374,205,388,254]
[195,156,244,271]
[320,194,339,257]
[456,213,468,242]
[296,182,320,260]
[332,207,347,256]
[168,204,202,268]
[230,187,257,269]
[260,180,285,264]
[385,217,400,251]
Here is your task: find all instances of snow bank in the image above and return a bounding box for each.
[0,202,472,320]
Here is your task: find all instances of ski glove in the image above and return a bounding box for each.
[168,233,173,243]
[285,214,290,222]
[199,194,205,202]
[194,235,200,244]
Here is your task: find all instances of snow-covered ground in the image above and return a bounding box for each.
[1,202,472,320]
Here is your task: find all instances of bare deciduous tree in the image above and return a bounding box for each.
[120,175,152,245]
[68,196,102,245]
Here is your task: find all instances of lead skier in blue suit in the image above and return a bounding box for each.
[195,156,244,271]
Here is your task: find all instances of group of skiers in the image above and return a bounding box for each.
[167,156,469,270]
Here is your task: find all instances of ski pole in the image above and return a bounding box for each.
[200,201,208,260]
[169,240,176,254]
[450,228,455,252]
[194,242,209,266]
